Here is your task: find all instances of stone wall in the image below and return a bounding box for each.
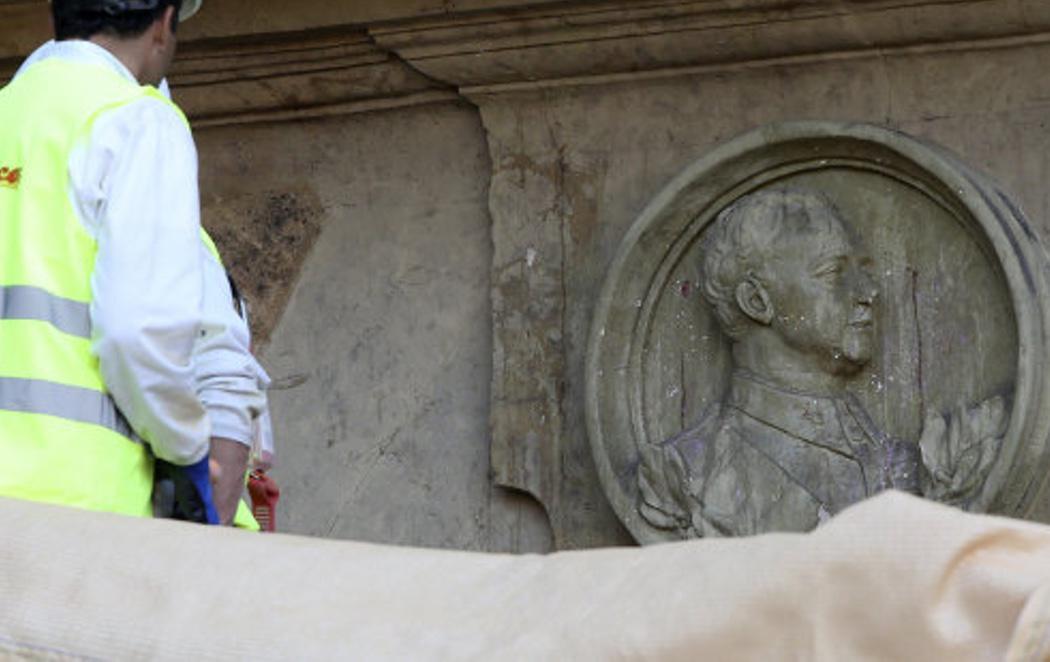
[197,107,551,550]
[473,26,1050,547]
[2,0,1049,549]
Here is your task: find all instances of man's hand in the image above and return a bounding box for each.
[209,437,249,525]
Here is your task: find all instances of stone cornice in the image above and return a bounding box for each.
[0,0,49,57]
[174,0,571,41]
[0,0,573,50]
[0,28,459,127]
[370,0,1050,93]
[3,0,1048,124]
[168,30,457,127]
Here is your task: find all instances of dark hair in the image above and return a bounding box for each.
[52,0,183,40]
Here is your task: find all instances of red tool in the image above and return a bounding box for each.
[247,470,280,532]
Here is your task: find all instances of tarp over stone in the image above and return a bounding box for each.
[0,492,1048,660]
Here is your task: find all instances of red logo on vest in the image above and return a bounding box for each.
[0,166,21,189]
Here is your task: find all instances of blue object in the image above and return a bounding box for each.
[153,456,220,525]
[182,456,220,525]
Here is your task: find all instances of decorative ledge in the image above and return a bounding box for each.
[170,29,457,127]
[369,0,1050,93]
[4,0,1049,122]
[1,25,458,127]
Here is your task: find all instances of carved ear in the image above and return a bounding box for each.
[735,277,774,326]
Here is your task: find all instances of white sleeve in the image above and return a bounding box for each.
[194,248,270,446]
[254,404,276,467]
[83,98,210,465]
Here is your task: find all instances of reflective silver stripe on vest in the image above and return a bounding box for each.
[0,377,139,442]
[0,285,91,338]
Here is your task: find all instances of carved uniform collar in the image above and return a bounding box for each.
[726,371,867,459]
[724,371,892,506]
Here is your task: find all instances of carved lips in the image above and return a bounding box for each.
[0,166,22,189]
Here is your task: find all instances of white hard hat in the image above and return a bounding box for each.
[178,0,200,21]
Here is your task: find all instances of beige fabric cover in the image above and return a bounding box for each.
[0,492,1048,660]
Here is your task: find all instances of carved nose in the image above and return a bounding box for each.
[854,273,879,304]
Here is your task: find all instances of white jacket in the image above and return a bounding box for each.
[196,244,270,449]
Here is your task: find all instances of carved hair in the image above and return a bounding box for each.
[700,188,842,338]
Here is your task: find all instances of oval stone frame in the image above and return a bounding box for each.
[585,122,1050,544]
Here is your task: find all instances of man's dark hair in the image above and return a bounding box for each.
[52,0,183,41]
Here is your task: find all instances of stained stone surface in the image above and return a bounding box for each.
[201,187,324,345]
[481,41,1050,547]
[197,107,553,551]
[586,123,1047,542]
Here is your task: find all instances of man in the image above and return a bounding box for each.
[147,79,271,525]
[0,0,250,523]
[638,188,1005,537]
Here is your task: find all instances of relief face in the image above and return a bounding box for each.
[586,123,1050,543]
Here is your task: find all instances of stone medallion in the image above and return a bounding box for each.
[585,122,1050,543]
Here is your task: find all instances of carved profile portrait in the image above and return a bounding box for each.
[586,123,1050,543]
[637,188,1004,538]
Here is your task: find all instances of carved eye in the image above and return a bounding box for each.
[814,261,844,280]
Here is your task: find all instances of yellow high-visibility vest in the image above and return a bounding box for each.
[0,57,194,516]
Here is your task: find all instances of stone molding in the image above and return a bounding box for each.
[167,30,457,128]
[370,0,1050,94]
[0,0,570,52]
[0,26,457,127]
[4,0,1050,124]
[0,0,49,58]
